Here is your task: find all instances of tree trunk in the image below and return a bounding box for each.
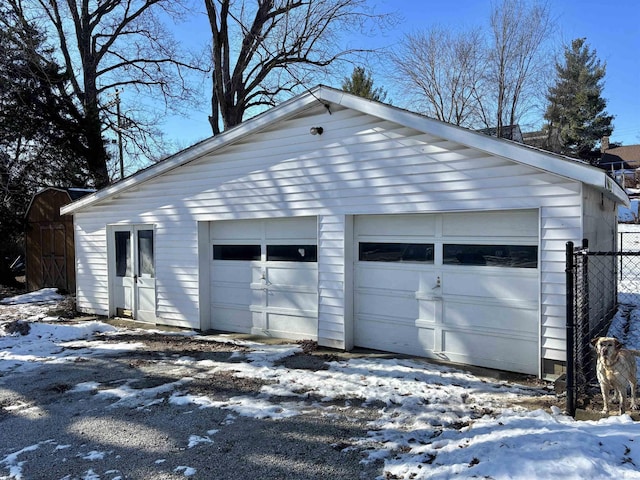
[84,104,110,188]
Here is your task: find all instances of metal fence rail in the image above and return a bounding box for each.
[566,232,640,416]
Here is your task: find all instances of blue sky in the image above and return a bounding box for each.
[163,0,640,150]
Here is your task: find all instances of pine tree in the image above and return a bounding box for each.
[341,66,388,103]
[0,7,89,286]
[544,38,613,162]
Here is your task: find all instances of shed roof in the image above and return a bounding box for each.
[61,85,628,214]
[27,187,96,219]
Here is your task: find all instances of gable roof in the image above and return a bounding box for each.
[600,145,640,171]
[62,85,628,214]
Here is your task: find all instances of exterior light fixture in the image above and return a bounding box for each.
[309,126,324,135]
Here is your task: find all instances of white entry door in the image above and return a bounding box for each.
[111,225,156,322]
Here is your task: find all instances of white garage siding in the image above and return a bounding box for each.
[67,91,617,375]
[73,213,109,316]
[317,215,354,349]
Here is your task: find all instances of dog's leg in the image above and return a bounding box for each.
[630,377,638,411]
[601,383,611,414]
[618,386,627,415]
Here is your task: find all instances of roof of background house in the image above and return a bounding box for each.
[600,145,640,170]
[66,188,97,201]
[476,125,524,143]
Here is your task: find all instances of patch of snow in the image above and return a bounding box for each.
[174,466,197,477]
[0,288,64,305]
[187,435,214,448]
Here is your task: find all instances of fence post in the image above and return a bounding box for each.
[565,241,575,417]
[578,238,590,390]
[620,232,624,281]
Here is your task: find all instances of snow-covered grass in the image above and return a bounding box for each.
[3,289,640,479]
[0,288,64,306]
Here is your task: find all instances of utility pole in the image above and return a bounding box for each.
[115,89,124,180]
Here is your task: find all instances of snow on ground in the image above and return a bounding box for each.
[619,200,639,223]
[3,289,640,479]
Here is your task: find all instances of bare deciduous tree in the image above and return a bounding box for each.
[389,1,554,137]
[486,0,554,136]
[204,0,392,135]
[10,0,202,187]
[391,26,486,126]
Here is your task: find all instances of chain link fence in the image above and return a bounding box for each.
[566,230,640,416]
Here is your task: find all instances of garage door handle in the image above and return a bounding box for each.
[433,276,441,289]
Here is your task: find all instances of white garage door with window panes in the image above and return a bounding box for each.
[210,217,318,340]
[354,211,540,375]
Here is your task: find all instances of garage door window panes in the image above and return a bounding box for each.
[213,245,261,261]
[267,245,317,262]
[443,244,537,268]
[359,243,434,263]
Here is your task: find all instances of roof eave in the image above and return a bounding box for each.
[61,85,629,214]
[61,89,325,215]
[318,87,629,206]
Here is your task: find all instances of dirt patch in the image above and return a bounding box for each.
[512,394,560,411]
[276,352,338,371]
[0,285,25,301]
[98,332,250,354]
[185,371,272,399]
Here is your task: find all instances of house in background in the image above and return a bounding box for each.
[61,86,627,378]
[599,137,640,190]
[26,187,94,293]
[476,125,524,143]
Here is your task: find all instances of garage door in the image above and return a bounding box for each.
[210,217,318,340]
[354,211,539,374]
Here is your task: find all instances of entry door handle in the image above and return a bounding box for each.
[134,274,138,284]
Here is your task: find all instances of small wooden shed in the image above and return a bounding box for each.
[25,187,94,293]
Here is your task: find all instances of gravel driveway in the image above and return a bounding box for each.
[1,287,555,480]
[0,329,385,480]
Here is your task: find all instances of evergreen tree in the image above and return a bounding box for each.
[0,7,88,286]
[544,38,613,162]
[341,66,388,103]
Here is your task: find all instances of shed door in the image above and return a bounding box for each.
[210,218,318,340]
[40,224,66,289]
[110,225,156,322]
[354,211,539,374]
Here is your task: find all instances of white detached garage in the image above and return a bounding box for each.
[61,86,627,377]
